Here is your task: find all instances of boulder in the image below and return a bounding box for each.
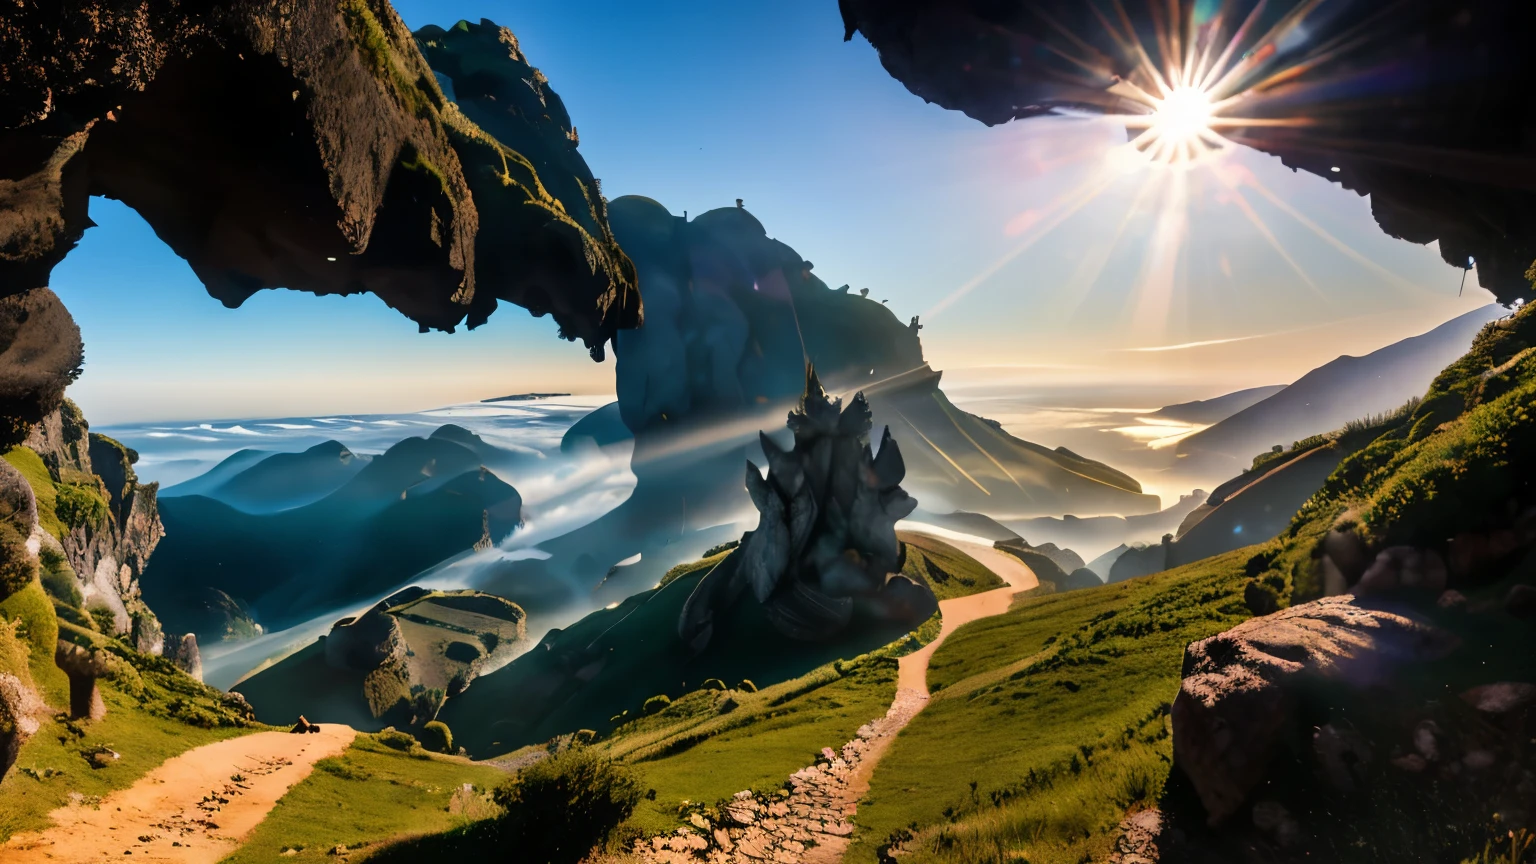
[1171,595,1459,824]
[0,672,45,783]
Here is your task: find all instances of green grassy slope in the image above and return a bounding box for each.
[899,531,1006,601]
[848,549,1255,864]
[4,447,62,538]
[445,537,999,757]
[604,654,899,836]
[222,734,506,863]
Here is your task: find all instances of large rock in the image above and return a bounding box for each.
[0,2,640,436]
[0,671,45,783]
[838,0,1536,303]
[1171,595,1460,824]
[679,368,937,650]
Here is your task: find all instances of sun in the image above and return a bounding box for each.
[1151,86,1216,149]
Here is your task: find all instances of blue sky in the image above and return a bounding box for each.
[54,0,1493,423]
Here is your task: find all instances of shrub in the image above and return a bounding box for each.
[642,694,671,715]
[0,519,37,600]
[88,605,117,635]
[573,729,598,745]
[38,546,80,606]
[701,677,726,691]
[492,746,641,864]
[376,727,418,753]
[420,720,453,753]
[737,679,758,693]
[54,482,107,530]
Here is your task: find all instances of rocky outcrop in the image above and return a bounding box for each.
[679,369,937,650]
[0,2,639,437]
[24,401,165,651]
[1171,595,1460,825]
[0,671,45,783]
[325,607,408,672]
[165,632,203,682]
[0,289,82,449]
[838,0,1536,302]
[54,640,112,721]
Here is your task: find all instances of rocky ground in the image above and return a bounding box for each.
[631,689,928,864]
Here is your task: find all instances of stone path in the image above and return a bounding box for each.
[630,534,1035,864]
[1,725,355,863]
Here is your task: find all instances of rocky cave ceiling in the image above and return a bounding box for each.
[839,0,1536,303]
[0,3,641,443]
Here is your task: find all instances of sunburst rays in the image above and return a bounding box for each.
[924,0,1461,339]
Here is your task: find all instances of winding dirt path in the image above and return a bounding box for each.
[1,725,356,863]
[632,535,1035,864]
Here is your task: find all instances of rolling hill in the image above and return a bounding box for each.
[164,440,368,514]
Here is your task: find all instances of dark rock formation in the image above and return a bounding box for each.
[0,289,82,450]
[165,632,203,682]
[236,587,526,729]
[54,640,112,720]
[325,608,408,672]
[0,457,35,535]
[838,0,1536,302]
[0,3,639,435]
[0,671,45,783]
[678,370,937,650]
[23,400,165,650]
[1172,595,1459,824]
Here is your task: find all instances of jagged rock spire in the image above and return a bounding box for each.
[679,366,933,651]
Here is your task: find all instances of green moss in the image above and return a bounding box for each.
[339,0,442,119]
[658,548,732,589]
[3,447,61,538]
[53,481,107,530]
[0,578,63,701]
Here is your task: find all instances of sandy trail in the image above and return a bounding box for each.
[2,725,355,863]
[631,534,1035,864]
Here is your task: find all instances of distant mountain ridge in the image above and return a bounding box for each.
[1177,304,1505,468]
[165,440,369,514]
[1149,385,1285,425]
[143,427,524,640]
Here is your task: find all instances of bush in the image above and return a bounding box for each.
[737,679,758,693]
[376,727,418,753]
[88,605,116,635]
[420,720,453,753]
[492,746,641,863]
[37,545,80,606]
[0,519,37,600]
[701,677,726,691]
[54,482,107,531]
[642,694,671,715]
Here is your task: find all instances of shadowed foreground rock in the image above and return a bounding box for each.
[1172,595,1460,825]
[0,2,639,435]
[679,369,936,650]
